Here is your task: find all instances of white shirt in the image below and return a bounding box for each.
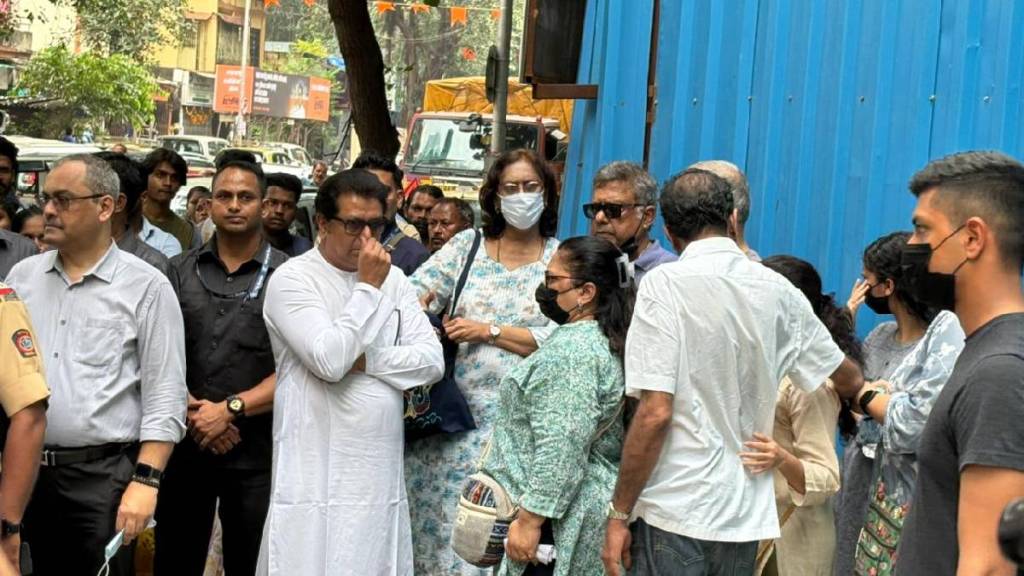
[625,237,844,542]
[139,217,182,258]
[257,248,443,576]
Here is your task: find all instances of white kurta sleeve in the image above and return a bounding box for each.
[364,274,445,391]
[264,265,397,383]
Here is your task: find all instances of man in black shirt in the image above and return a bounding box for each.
[154,159,286,575]
[352,151,429,275]
[263,173,313,257]
[893,151,1024,576]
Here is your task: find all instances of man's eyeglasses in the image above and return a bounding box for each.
[498,180,544,196]
[329,216,389,236]
[582,203,642,220]
[39,193,106,211]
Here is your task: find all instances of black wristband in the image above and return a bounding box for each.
[0,520,21,538]
[859,389,880,415]
[134,463,163,482]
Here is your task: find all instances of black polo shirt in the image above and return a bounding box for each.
[168,237,288,470]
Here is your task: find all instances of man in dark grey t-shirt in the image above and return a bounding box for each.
[893,151,1024,576]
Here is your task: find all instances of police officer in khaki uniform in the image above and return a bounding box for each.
[0,282,48,571]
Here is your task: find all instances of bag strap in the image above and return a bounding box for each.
[448,229,482,317]
[384,229,406,252]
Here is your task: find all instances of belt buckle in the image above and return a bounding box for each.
[40,450,57,467]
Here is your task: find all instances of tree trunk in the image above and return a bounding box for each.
[328,0,400,158]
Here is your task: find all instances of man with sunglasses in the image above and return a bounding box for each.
[155,159,286,575]
[584,161,677,284]
[6,154,187,575]
[258,169,443,575]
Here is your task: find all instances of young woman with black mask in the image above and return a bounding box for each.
[834,232,965,575]
[475,236,634,576]
[741,255,862,575]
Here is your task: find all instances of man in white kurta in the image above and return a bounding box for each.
[257,169,444,575]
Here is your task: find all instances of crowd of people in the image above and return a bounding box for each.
[0,132,1022,576]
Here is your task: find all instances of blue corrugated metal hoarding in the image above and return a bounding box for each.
[561,0,1024,333]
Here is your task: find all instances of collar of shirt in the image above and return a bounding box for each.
[679,236,746,262]
[196,235,273,275]
[633,239,679,273]
[140,217,158,240]
[45,240,119,285]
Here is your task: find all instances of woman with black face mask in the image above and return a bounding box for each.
[472,236,634,576]
[833,231,965,576]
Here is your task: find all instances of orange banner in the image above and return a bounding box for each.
[450,6,468,26]
[411,3,431,14]
[214,64,331,122]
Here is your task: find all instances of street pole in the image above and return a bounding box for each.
[236,0,253,144]
[490,0,514,159]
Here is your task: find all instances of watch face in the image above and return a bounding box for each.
[490,325,501,337]
[229,398,244,413]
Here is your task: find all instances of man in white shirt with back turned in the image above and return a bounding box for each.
[601,168,865,576]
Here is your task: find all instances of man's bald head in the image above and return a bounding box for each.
[690,160,750,225]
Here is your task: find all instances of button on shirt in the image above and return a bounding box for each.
[168,239,287,469]
[625,237,845,542]
[5,243,187,447]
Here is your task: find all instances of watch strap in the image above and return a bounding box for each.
[859,389,880,415]
[134,463,163,482]
[607,502,630,521]
[1,520,21,538]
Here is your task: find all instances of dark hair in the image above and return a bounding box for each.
[434,197,475,228]
[95,151,146,213]
[764,255,863,437]
[187,186,211,202]
[0,136,19,175]
[12,204,42,233]
[863,231,937,324]
[213,160,267,197]
[557,236,636,361]
[215,149,259,169]
[660,168,734,242]
[479,148,559,239]
[266,172,304,203]
[142,148,188,186]
[909,150,1024,270]
[412,184,445,202]
[352,150,403,191]
[316,169,389,219]
[0,196,19,229]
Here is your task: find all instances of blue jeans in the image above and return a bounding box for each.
[628,518,757,576]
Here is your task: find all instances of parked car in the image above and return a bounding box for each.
[265,142,315,168]
[7,136,103,199]
[215,147,307,179]
[181,153,216,179]
[158,135,230,160]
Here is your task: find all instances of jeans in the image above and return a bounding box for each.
[628,519,757,576]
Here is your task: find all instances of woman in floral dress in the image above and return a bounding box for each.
[407,149,560,575]
[482,235,633,576]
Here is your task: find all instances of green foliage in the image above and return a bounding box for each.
[52,0,192,62]
[16,45,159,135]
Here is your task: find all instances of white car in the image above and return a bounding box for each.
[158,135,230,160]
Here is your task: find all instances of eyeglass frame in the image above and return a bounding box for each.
[327,215,390,236]
[38,192,109,212]
[497,180,544,197]
[581,202,647,220]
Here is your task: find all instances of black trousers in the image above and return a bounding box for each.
[153,443,270,576]
[23,450,136,576]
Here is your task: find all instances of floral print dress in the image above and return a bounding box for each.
[407,229,558,576]
[481,320,625,576]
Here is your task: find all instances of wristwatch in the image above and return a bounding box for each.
[132,463,163,489]
[488,324,502,344]
[858,389,881,415]
[607,502,630,521]
[1,520,21,539]
[226,395,246,418]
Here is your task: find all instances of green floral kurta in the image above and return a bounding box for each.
[481,320,625,576]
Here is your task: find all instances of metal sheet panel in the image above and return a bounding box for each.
[560,0,1024,334]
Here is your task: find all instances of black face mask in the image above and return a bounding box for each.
[900,226,966,312]
[864,286,891,315]
[535,283,573,325]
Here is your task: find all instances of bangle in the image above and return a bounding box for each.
[131,474,161,489]
[858,389,881,415]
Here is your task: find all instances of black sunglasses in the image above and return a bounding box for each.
[329,216,389,236]
[582,202,643,220]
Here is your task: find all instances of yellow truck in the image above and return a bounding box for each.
[398,76,572,203]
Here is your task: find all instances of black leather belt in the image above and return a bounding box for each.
[40,442,135,467]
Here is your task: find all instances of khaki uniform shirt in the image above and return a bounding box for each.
[0,282,49,418]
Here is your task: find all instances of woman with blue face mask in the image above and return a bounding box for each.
[407,149,562,576]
